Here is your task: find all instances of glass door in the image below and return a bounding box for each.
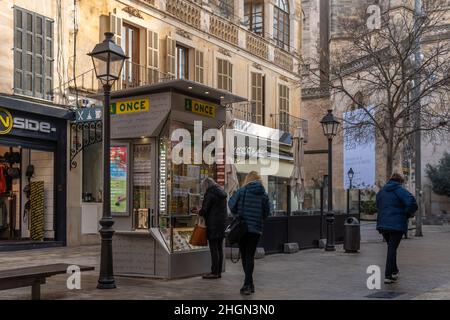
[133,144,151,229]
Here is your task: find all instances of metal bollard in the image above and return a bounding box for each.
[325,211,336,251]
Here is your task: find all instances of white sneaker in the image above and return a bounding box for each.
[392,272,399,280]
[384,277,397,284]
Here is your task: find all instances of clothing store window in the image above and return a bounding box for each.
[13,7,53,100]
[244,0,264,35]
[1,146,55,241]
[273,0,290,51]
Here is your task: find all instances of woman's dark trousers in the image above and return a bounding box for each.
[382,231,403,278]
[238,233,261,286]
[209,238,224,275]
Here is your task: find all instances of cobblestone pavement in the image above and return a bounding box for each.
[1,223,450,300]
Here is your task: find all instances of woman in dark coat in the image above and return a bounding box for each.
[376,173,418,284]
[198,178,228,279]
[228,171,271,295]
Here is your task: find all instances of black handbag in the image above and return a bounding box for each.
[225,190,248,245]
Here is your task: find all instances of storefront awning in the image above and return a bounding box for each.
[106,79,247,105]
[0,94,74,120]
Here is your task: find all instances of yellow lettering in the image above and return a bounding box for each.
[0,116,10,128]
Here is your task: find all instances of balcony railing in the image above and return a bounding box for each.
[230,102,262,124]
[270,113,309,142]
[52,62,174,107]
[229,103,308,142]
[120,61,175,89]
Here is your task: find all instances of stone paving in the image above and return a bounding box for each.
[1,223,450,300]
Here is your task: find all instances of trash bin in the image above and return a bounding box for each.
[344,217,360,253]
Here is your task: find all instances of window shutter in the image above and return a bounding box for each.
[195,50,204,84]
[109,13,123,89]
[228,61,233,92]
[147,30,159,84]
[166,36,176,77]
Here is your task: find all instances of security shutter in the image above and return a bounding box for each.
[147,30,159,84]
[166,36,176,77]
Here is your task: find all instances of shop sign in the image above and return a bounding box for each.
[110,99,150,115]
[184,99,216,118]
[76,107,103,122]
[0,107,56,135]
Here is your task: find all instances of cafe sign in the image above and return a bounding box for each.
[110,99,150,115]
[185,99,216,118]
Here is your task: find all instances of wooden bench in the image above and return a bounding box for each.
[0,263,95,300]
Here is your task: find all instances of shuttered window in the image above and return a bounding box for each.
[195,50,204,83]
[166,36,176,77]
[251,72,265,125]
[217,58,232,92]
[109,14,123,90]
[147,30,159,84]
[279,84,290,132]
[14,7,53,100]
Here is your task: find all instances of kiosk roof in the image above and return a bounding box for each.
[106,79,247,105]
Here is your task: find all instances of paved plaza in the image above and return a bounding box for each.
[1,223,450,300]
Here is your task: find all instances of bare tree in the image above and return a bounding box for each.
[305,0,450,180]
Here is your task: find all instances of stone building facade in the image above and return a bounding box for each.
[302,0,450,215]
[0,0,304,246]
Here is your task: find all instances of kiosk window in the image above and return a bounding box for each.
[133,144,151,210]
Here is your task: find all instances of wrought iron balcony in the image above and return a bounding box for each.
[51,62,174,107]
[229,102,262,124]
[270,113,309,142]
[229,103,308,142]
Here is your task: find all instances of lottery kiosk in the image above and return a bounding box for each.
[110,79,245,279]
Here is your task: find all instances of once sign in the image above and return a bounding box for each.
[111,99,150,115]
[185,99,216,118]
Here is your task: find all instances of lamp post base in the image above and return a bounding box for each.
[325,212,336,252]
[97,217,116,289]
[97,280,117,289]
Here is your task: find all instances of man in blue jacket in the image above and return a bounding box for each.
[376,173,418,284]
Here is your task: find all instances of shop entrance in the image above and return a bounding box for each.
[0,144,55,243]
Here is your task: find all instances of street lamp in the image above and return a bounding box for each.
[88,32,128,289]
[347,168,354,217]
[320,109,340,251]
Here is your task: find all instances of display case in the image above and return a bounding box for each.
[157,121,216,253]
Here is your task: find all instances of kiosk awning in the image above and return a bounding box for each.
[105,79,247,105]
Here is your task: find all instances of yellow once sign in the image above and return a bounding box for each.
[0,108,13,135]
[110,99,150,115]
[185,99,216,118]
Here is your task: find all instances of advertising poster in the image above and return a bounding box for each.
[343,108,376,189]
[111,146,128,214]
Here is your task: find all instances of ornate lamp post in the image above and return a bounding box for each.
[320,109,340,252]
[88,32,127,289]
[347,168,354,218]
